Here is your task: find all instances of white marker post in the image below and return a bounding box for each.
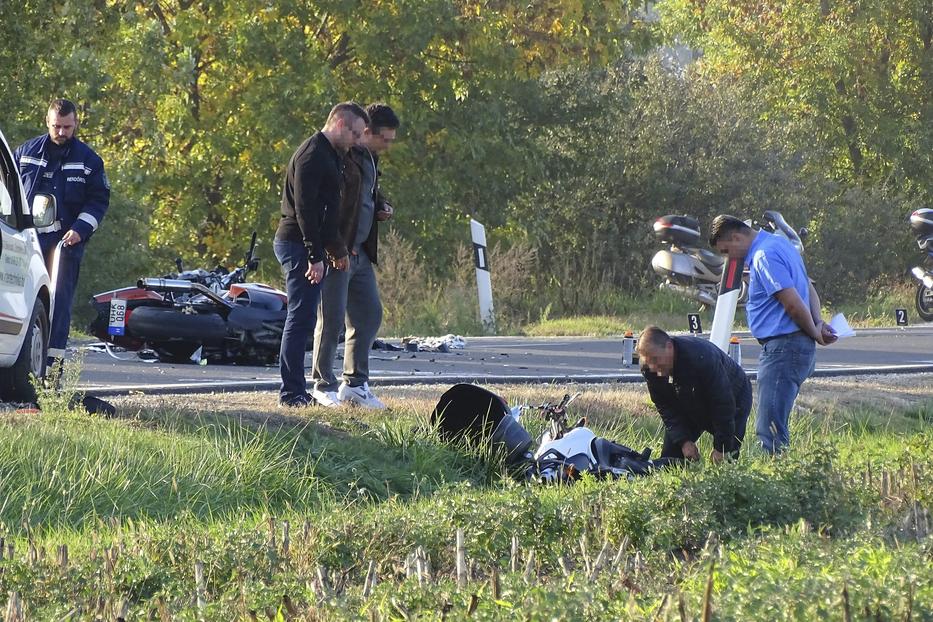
[470,218,496,333]
[709,257,742,352]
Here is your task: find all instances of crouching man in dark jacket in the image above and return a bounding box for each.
[638,326,752,464]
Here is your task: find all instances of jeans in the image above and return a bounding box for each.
[755,332,816,454]
[40,235,85,362]
[312,250,383,391]
[273,239,321,402]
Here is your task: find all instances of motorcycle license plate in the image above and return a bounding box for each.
[108,298,127,336]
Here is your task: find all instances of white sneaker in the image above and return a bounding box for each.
[337,382,386,409]
[312,388,341,408]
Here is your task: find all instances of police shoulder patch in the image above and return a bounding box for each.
[102,171,111,190]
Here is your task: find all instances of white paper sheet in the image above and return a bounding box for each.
[828,313,855,338]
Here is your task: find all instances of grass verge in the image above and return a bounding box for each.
[0,379,930,619]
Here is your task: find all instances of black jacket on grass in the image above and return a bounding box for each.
[642,336,752,455]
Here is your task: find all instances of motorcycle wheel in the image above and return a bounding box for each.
[917,283,933,322]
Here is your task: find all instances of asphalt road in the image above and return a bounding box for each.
[76,326,933,396]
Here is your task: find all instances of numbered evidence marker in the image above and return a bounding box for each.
[895,308,908,326]
[108,298,127,336]
[687,313,702,334]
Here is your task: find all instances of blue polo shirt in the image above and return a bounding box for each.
[745,230,810,339]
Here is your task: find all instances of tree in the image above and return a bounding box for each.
[2,0,654,268]
[656,0,933,202]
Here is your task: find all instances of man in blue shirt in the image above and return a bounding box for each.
[709,215,836,453]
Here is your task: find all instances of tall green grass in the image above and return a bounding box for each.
[0,385,930,619]
[0,412,324,531]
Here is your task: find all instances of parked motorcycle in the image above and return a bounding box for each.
[650,210,805,309]
[89,233,290,364]
[908,208,933,321]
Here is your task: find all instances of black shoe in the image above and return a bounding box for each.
[279,393,315,408]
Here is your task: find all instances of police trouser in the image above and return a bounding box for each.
[41,237,85,361]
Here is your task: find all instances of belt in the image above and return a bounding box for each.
[757,330,805,345]
[36,220,63,234]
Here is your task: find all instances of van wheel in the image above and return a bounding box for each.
[0,298,49,403]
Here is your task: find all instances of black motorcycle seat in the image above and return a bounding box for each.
[696,248,724,268]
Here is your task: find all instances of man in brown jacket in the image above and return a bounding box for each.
[312,103,399,408]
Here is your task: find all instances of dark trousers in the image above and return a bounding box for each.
[40,236,84,362]
[660,382,753,460]
[273,239,321,402]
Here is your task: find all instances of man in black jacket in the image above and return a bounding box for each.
[638,326,752,463]
[273,102,368,407]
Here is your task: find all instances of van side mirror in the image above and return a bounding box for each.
[30,194,57,228]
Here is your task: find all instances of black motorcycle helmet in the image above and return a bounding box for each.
[431,383,532,466]
[910,208,933,250]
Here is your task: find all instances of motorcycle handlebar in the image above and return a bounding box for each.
[762,210,804,253]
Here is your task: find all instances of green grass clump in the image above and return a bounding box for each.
[0,412,324,530]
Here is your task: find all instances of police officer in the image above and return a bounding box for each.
[14,99,110,370]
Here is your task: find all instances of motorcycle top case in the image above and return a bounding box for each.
[654,215,702,247]
[910,208,933,239]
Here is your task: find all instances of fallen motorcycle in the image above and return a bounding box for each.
[650,210,806,310]
[908,208,933,321]
[432,384,673,483]
[89,233,291,364]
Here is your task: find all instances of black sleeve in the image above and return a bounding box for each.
[293,147,325,263]
[643,368,693,449]
[696,356,737,453]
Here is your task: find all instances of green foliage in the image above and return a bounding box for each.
[656,0,933,202]
[505,58,830,313]
[2,0,649,266]
[4,0,929,333]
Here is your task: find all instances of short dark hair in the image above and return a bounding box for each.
[366,103,399,132]
[636,325,672,356]
[708,215,752,247]
[48,98,78,118]
[326,101,369,126]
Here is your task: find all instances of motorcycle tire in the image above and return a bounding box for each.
[917,283,933,322]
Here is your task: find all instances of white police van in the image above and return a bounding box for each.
[0,127,55,402]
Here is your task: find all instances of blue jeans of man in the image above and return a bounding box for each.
[40,235,84,363]
[755,332,816,454]
[273,239,321,403]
